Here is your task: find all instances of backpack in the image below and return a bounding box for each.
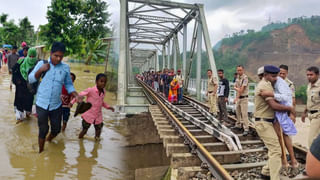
[26,60,48,95]
[11,63,23,86]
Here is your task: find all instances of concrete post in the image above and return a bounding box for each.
[183,23,187,79]
[196,20,202,100]
[173,34,177,72]
[167,40,170,69]
[199,4,218,78]
[117,0,127,105]
[128,48,132,84]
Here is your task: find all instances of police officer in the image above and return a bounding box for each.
[255,65,293,180]
[302,66,320,147]
[257,66,264,81]
[279,64,296,106]
[207,69,218,116]
[234,65,249,135]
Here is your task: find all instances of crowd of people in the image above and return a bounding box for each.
[138,64,320,179]
[1,42,114,153]
[138,68,184,104]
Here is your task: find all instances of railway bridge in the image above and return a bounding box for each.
[115,0,307,179]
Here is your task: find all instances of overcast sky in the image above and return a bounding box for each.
[1,0,319,45]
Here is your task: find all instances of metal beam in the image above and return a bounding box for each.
[173,33,177,71]
[167,40,170,69]
[148,4,182,19]
[162,45,166,70]
[128,4,146,14]
[128,14,180,23]
[198,4,218,78]
[130,25,173,32]
[196,20,202,100]
[162,8,197,44]
[183,23,187,79]
[130,40,163,44]
[128,0,196,9]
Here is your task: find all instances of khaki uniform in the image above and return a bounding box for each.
[285,78,295,98]
[254,78,282,180]
[307,79,320,147]
[235,74,249,130]
[207,76,218,114]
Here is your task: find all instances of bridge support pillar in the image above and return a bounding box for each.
[196,19,202,100]
[167,40,170,69]
[183,23,187,79]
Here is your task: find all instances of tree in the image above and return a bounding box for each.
[84,39,108,64]
[0,14,36,46]
[79,0,111,40]
[39,0,112,57]
[17,17,36,46]
[39,0,83,55]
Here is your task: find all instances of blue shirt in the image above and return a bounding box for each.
[29,58,75,111]
[18,49,24,57]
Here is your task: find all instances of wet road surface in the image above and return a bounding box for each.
[0,64,128,179]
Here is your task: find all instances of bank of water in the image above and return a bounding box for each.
[0,63,169,179]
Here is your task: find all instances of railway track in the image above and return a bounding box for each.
[137,79,307,180]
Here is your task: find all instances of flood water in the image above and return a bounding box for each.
[0,63,131,179]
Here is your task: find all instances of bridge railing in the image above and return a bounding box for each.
[187,78,256,114]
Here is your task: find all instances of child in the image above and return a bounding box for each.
[61,72,76,131]
[76,73,114,140]
[260,76,298,168]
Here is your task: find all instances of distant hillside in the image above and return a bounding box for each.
[214,16,320,87]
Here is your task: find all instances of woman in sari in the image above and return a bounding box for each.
[12,48,37,123]
[168,78,179,103]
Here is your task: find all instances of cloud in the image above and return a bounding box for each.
[1,0,320,46]
[0,0,51,29]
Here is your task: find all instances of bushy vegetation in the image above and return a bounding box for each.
[39,0,112,64]
[292,16,320,43]
[0,0,114,65]
[221,29,270,50]
[295,85,307,103]
[0,15,36,46]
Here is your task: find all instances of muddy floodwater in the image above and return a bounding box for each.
[0,63,162,180]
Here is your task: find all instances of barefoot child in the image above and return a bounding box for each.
[260,76,299,168]
[76,73,114,140]
[61,72,76,131]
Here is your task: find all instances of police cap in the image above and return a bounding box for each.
[264,65,280,74]
[257,66,264,75]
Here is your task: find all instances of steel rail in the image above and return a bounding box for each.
[183,95,308,155]
[137,79,233,180]
[140,81,241,151]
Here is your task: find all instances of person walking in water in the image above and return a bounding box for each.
[76,73,114,140]
[29,42,82,153]
[61,72,76,131]
[11,48,38,123]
